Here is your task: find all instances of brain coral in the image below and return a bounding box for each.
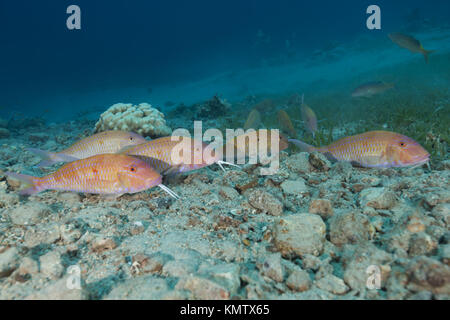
[94,103,172,138]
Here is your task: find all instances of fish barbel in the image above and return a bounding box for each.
[28,130,147,167]
[289,131,429,168]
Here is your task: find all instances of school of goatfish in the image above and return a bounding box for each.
[6,33,433,199]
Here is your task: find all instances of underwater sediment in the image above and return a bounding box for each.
[0,94,448,300]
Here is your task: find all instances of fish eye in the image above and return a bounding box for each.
[399,141,406,147]
[130,167,136,172]
[129,137,133,140]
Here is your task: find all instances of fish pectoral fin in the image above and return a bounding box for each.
[162,164,185,176]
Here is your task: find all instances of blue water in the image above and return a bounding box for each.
[1,0,449,121]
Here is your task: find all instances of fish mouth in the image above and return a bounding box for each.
[407,154,430,167]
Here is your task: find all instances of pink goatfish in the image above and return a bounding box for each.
[289,130,429,168]
[6,154,179,199]
[120,136,238,174]
[300,94,317,138]
[28,130,147,167]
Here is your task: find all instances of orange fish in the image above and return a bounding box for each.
[121,136,237,174]
[6,154,179,198]
[277,110,297,138]
[289,131,429,168]
[244,109,262,130]
[28,130,147,167]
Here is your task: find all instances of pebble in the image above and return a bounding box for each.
[315,274,349,295]
[105,276,184,299]
[24,223,60,247]
[40,251,64,279]
[408,232,437,257]
[406,256,450,295]
[25,276,88,300]
[8,202,52,226]
[132,252,173,275]
[91,237,117,253]
[0,247,19,278]
[286,269,311,292]
[280,179,309,196]
[274,213,326,258]
[359,187,397,209]
[248,189,283,216]
[308,199,334,219]
[308,152,331,171]
[259,253,284,282]
[284,152,311,174]
[175,274,232,300]
[329,211,374,246]
[219,186,239,200]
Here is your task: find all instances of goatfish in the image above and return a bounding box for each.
[28,130,147,167]
[351,81,395,98]
[120,136,238,174]
[289,131,429,168]
[244,109,262,130]
[388,32,434,63]
[5,154,179,199]
[277,110,297,138]
[300,95,317,138]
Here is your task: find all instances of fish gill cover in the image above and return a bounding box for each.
[0,0,449,301]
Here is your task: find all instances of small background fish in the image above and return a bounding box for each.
[300,97,318,138]
[277,110,297,138]
[388,32,435,63]
[352,81,395,98]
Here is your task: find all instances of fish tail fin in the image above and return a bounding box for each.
[288,139,317,152]
[27,148,77,167]
[5,172,42,195]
